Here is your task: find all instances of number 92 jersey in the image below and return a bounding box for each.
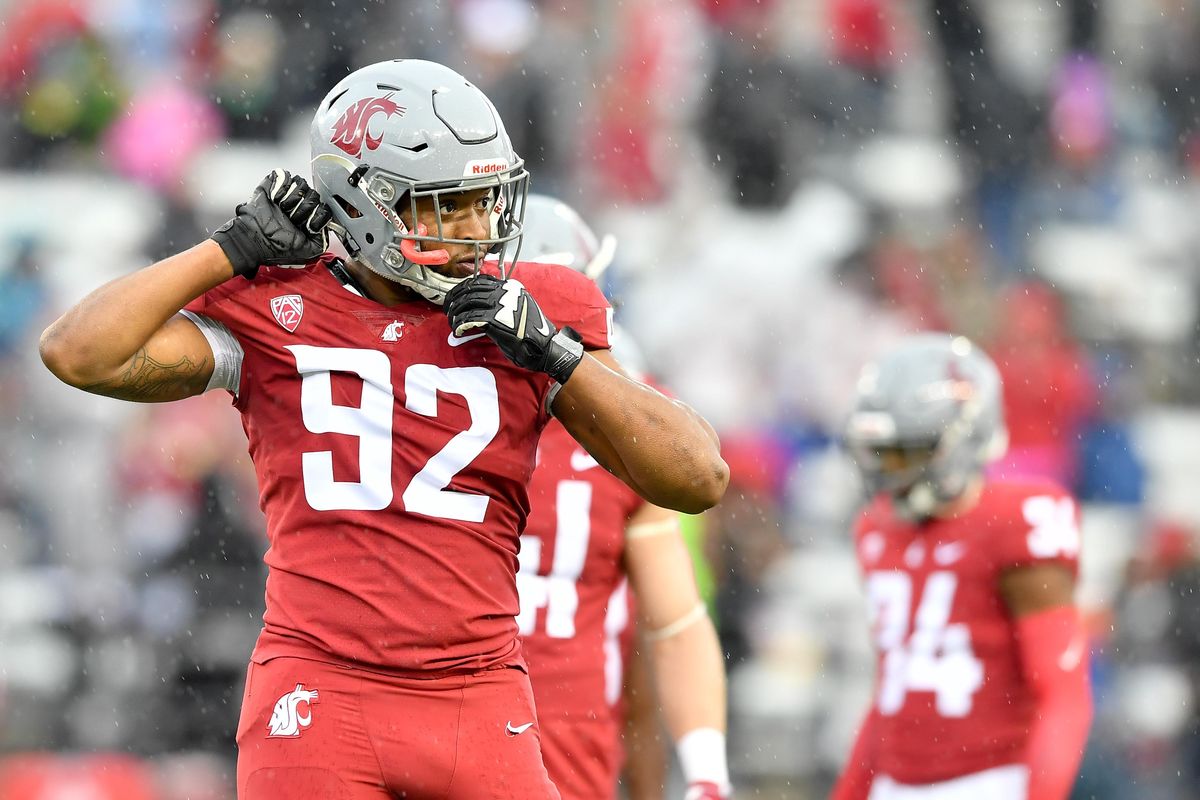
[852,477,1081,785]
[183,256,612,675]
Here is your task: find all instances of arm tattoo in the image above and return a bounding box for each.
[82,347,210,402]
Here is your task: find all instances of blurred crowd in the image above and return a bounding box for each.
[2,0,1200,797]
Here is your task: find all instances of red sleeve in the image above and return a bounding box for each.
[830,710,878,800]
[183,274,254,324]
[515,261,612,350]
[990,482,1081,577]
[1016,606,1092,800]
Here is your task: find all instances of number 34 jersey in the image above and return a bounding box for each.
[851,477,1082,785]
[183,257,611,675]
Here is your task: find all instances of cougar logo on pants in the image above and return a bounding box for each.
[267,683,320,737]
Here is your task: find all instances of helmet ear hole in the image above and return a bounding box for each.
[365,233,375,244]
[333,195,363,219]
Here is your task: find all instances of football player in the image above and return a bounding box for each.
[39,60,729,800]
[515,195,730,800]
[833,333,1092,800]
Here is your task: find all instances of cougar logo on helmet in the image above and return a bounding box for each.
[330,93,405,158]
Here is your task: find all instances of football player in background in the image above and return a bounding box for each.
[40,60,728,800]
[832,334,1091,800]
[515,195,730,800]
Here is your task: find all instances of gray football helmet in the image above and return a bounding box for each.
[844,333,1008,518]
[310,59,530,303]
[517,194,616,281]
[518,194,647,373]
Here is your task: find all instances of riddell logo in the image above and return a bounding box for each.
[330,93,405,158]
[463,159,508,177]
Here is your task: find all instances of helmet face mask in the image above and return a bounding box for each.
[844,334,1008,519]
[310,59,530,304]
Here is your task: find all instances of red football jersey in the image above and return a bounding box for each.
[518,419,644,722]
[852,478,1082,784]
[184,256,611,674]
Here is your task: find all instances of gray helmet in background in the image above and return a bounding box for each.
[310,59,530,304]
[844,333,1008,518]
[518,193,647,375]
[517,194,616,281]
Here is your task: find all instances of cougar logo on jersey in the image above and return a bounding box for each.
[381,320,405,342]
[267,683,320,738]
[330,93,405,158]
[270,295,304,333]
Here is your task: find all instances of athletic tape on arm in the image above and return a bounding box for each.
[645,601,708,642]
[180,311,244,395]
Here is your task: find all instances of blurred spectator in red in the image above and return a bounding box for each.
[590,0,704,203]
[869,233,951,331]
[829,0,892,80]
[988,281,1097,486]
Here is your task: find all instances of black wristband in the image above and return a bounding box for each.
[544,328,585,384]
[211,214,259,278]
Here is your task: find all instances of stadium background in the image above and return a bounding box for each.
[0,0,1197,797]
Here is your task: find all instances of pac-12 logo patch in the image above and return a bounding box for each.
[270,295,304,333]
[267,683,320,738]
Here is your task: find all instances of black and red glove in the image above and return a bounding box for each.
[211,168,332,278]
[443,274,584,384]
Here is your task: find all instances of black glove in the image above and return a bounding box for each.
[444,275,585,384]
[211,169,333,278]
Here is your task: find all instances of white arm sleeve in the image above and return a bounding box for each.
[179,310,244,396]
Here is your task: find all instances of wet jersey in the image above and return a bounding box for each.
[518,418,644,722]
[184,256,611,674]
[852,478,1081,785]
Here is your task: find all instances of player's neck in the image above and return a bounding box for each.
[931,478,985,519]
[344,260,426,307]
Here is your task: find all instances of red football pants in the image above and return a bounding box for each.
[236,656,561,800]
[539,716,621,800]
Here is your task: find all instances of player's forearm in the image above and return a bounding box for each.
[1024,687,1092,800]
[622,643,669,800]
[1016,606,1092,800]
[40,241,233,387]
[650,619,725,739]
[650,617,730,797]
[555,357,729,513]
